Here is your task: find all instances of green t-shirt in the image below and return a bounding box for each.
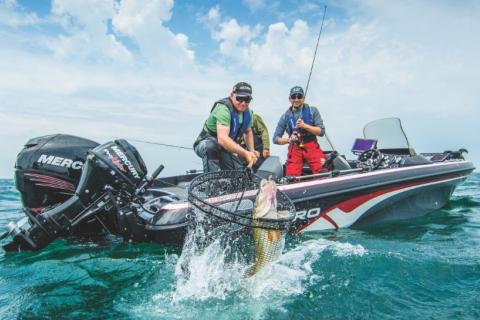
[203,103,253,134]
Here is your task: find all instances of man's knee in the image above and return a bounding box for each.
[195,138,220,159]
[285,161,303,176]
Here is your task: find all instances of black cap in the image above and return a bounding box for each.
[232,82,252,97]
[289,86,304,96]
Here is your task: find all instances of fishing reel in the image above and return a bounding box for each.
[289,131,304,147]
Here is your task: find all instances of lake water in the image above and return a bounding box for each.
[1,174,479,319]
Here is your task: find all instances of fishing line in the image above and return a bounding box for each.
[302,5,337,152]
[304,5,327,98]
[121,138,193,150]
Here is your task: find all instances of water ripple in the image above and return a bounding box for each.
[0,174,479,319]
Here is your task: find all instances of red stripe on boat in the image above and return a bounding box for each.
[321,214,339,229]
[293,173,463,234]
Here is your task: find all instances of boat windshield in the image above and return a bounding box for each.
[362,118,414,155]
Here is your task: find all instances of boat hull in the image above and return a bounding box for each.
[143,161,474,246]
[289,172,468,233]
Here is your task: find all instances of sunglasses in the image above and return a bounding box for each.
[290,94,304,100]
[236,96,252,103]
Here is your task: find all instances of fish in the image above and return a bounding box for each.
[247,178,289,276]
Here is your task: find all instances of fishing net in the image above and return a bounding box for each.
[187,170,295,230]
[184,170,296,276]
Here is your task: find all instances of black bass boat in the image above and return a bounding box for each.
[1,118,475,251]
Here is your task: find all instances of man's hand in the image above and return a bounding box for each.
[295,118,322,136]
[244,151,258,166]
[296,119,306,129]
[262,149,270,158]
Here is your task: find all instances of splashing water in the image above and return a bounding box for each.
[169,206,367,305]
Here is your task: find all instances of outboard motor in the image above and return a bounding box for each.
[15,134,98,213]
[3,139,149,252]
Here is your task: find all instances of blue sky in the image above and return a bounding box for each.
[0,0,479,178]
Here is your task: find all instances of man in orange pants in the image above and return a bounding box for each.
[272,86,327,176]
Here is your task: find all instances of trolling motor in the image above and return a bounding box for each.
[2,139,163,252]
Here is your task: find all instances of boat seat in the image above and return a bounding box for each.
[256,156,283,180]
[400,154,432,167]
[305,152,352,172]
[331,155,351,170]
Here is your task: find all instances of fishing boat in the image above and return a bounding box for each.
[1,118,474,251]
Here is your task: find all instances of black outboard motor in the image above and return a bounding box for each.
[15,134,98,212]
[14,134,107,234]
[3,139,148,252]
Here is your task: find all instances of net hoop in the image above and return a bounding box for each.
[187,170,295,231]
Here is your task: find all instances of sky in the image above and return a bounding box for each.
[0,0,479,178]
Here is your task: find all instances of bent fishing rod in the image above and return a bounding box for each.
[303,5,336,150]
[304,4,327,98]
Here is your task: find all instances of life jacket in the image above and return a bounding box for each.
[239,111,263,150]
[208,97,251,141]
[286,104,316,142]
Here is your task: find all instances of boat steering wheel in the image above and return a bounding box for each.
[358,149,382,170]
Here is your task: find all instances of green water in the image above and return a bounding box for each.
[1,174,479,319]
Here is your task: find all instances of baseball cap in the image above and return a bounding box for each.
[232,82,252,97]
[289,86,304,96]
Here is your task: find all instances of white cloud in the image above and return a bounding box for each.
[247,20,314,73]
[112,0,194,67]
[48,0,132,62]
[242,0,265,12]
[0,0,40,27]
[198,5,220,27]
[212,18,262,57]
[0,1,479,178]
[46,0,194,67]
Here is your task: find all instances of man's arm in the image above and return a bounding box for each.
[217,125,258,163]
[296,106,324,136]
[272,114,290,145]
[244,128,255,152]
[296,120,322,136]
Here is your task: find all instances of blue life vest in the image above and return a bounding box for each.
[287,103,313,131]
[210,98,251,140]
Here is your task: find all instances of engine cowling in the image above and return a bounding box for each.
[15,134,99,213]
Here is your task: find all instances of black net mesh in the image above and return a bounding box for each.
[187,170,295,230]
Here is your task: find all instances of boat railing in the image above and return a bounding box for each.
[281,167,364,183]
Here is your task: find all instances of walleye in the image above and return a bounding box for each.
[247,178,288,276]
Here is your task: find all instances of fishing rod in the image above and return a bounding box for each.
[122,138,193,150]
[304,4,327,98]
[302,5,338,152]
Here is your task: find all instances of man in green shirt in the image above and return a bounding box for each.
[193,82,258,173]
